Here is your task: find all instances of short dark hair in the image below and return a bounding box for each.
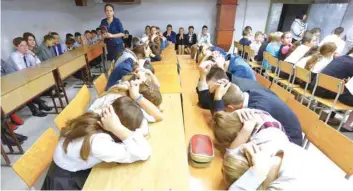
[151,26,156,30]
[124,30,129,35]
[206,66,228,82]
[105,4,114,11]
[75,32,82,37]
[167,24,172,29]
[242,29,250,37]
[310,28,321,34]
[84,30,91,34]
[96,27,101,31]
[13,37,25,47]
[23,32,36,42]
[301,31,313,44]
[66,33,74,39]
[50,32,59,36]
[333,27,344,35]
[188,26,194,30]
[202,25,208,30]
[43,34,55,42]
[66,38,76,45]
[145,25,151,30]
[244,26,252,31]
[91,30,97,34]
[156,26,160,30]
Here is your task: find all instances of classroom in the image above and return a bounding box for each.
[1,0,353,190]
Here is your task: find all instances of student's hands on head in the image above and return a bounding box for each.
[235,109,264,133]
[214,79,231,100]
[100,105,123,132]
[198,60,214,77]
[242,143,273,177]
[129,79,142,100]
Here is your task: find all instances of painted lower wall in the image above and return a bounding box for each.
[1,0,217,59]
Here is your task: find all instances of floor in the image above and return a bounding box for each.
[1,67,353,190]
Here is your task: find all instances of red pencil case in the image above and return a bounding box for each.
[189,134,215,163]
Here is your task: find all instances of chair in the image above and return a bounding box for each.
[93,73,107,96]
[263,52,280,82]
[286,98,319,148]
[310,74,353,126]
[306,120,353,179]
[270,83,294,103]
[12,128,59,188]
[255,72,271,88]
[54,85,91,130]
[243,46,261,70]
[277,61,299,90]
[291,66,313,105]
[233,41,240,55]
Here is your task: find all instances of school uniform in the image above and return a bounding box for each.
[42,130,151,190]
[163,31,176,44]
[227,54,256,81]
[175,33,187,50]
[213,89,303,146]
[53,44,67,56]
[37,43,55,61]
[228,128,350,191]
[310,55,353,106]
[196,75,274,110]
[239,37,251,46]
[197,32,211,46]
[115,49,138,67]
[186,33,197,47]
[101,17,125,61]
[105,58,134,90]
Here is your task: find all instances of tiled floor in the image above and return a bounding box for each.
[1,76,353,190]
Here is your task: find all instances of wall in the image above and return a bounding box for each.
[227,0,270,52]
[1,0,217,59]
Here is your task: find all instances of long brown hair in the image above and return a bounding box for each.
[102,73,162,106]
[305,42,337,70]
[61,96,144,161]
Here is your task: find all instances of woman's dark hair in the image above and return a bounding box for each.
[167,24,172,29]
[104,4,114,11]
[188,26,194,30]
[13,37,25,47]
[333,27,344,36]
[244,26,252,31]
[43,34,55,42]
[74,32,81,37]
[23,32,36,43]
[310,28,321,34]
[296,12,306,20]
[346,48,353,56]
[202,25,208,29]
[66,33,74,39]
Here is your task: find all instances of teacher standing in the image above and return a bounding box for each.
[100,4,125,61]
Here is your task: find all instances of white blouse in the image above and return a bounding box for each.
[310,56,333,74]
[54,131,151,172]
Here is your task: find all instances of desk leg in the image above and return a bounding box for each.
[4,121,23,153]
[1,131,14,153]
[84,55,93,88]
[54,70,69,105]
[1,144,11,166]
[50,89,59,114]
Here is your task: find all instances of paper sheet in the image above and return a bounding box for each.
[345,77,353,95]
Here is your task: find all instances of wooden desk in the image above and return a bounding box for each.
[154,65,181,93]
[83,94,189,190]
[1,67,58,115]
[179,59,226,190]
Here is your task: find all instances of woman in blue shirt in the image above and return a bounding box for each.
[100,4,125,61]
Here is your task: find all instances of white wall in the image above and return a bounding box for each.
[234,0,271,41]
[1,0,217,59]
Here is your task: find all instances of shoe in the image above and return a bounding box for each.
[319,112,340,126]
[38,102,52,111]
[8,123,18,131]
[339,128,353,133]
[10,113,24,125]
[2,134,23,146]
[30,106,47,117]
[14,133,28,141]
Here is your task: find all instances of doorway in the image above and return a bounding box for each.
[277,4,310,32]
